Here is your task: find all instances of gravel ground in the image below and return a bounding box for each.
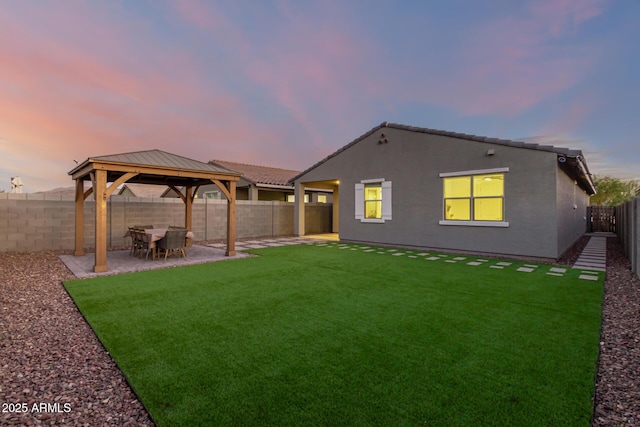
[0,239,638,426]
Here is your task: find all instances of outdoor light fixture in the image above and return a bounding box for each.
[486,149,495,156]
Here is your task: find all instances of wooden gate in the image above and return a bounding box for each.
[587,206,616,233]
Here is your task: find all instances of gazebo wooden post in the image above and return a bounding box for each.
[184,185,193,247]
[74,179,85,256]
[226,180,236,256]
[93,170,108,273]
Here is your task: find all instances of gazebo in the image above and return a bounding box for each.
[69,149,241,272]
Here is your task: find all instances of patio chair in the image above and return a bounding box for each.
[128,227,139,255]
[133,229,154,260]
[157,228,188,261]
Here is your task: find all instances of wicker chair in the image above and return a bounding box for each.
[157,229,188,261]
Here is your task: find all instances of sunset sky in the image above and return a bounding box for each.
[1,0,638,192]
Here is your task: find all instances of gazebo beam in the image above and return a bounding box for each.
[226,181,236,256]
[93,169,108,273]
[185,185,193,232]
[74,179,85,256]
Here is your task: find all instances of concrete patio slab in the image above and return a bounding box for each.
[60,245,252,279]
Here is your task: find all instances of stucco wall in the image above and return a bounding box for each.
[295,127,587,259]
[0,193,331,252]
[556,168,590,257]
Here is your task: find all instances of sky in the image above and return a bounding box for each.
[1,0,638,193]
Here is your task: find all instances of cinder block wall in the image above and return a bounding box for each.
[0,193,332,252]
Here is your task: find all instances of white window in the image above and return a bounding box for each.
[287,194,309,203]
[439,167,509,227]
[355,179,392,223]
[317,195,327,203]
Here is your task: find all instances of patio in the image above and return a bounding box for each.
[59,235,333,278]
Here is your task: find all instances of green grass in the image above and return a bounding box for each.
[64,243,603,426]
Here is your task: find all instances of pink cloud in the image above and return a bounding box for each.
[0,3,289,191]
[529,0,609,34]
[242,4,377,153]
[414,0,610,116]
[170,0,221,30]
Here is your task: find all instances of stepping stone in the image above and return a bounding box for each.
[517,267,535,273]
[490,265,504,269]
[581,271,599,275]
[579,274,599,281]
[350,248,358,250]
[549,267,567,273]
[408,256,417,259]
[467,261,482,266]
[497,262,512,266]
[546,272,563,276]
[392,253,404,256]
[453,257,467,261]
[417,253,429,256]
[445,260,457,263]
[377,252,386,254]
[364,249,375,253]
[524,264,538,268]
[477,259,489,262]
[246,244,267,249]
[388,249,398,252]
[427,257,440,260]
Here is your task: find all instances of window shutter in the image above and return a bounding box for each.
[355,183,364,220]
[382,181,392,220]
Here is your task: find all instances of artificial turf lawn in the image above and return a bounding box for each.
[64,243,603,426]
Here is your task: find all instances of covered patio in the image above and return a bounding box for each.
[68,149,241,273]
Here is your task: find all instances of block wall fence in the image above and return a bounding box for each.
[616,197,640,280]
[0,193,332,252]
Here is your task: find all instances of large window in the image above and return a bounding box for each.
[440,168,508,227]
[355,179,392,223]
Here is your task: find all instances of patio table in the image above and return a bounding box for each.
[123,228,195,259]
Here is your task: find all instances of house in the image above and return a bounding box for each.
[290,122,596,260]
[195,160,333,203]
[118,183,174,198]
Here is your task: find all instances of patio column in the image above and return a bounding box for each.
[226,180,236,256]
[74,179,85,256]
[294,182,305,236]
[93,170,108,273]
[332,184,339,233]
[248,184,258,201]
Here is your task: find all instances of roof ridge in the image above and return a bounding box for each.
[210,159,300,173]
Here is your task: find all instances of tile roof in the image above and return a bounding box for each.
[290,122,596,194]
[209,160,300,187]
[118,183,169,198]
